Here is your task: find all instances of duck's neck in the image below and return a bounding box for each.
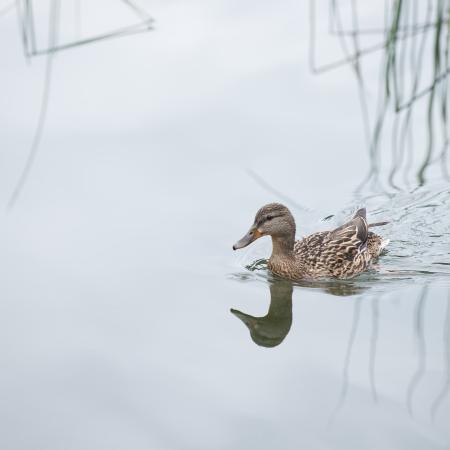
[270,234,295,261]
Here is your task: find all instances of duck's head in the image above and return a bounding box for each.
[233,203,295,250]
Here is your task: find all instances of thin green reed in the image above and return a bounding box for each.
[7,0,154,209]
[311,0,450,188]
[418,0,444,184]
[385,0,403,104]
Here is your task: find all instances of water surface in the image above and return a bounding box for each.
[1,2,450,449]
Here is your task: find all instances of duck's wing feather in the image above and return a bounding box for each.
[327,208,369,260]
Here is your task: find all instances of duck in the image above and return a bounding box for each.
[233,203,389,280]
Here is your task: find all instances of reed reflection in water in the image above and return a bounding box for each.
[231,277,450,425]
[310,0,450,188]
[5,0,155,209]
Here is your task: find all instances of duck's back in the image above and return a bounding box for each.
[293,209,382,279]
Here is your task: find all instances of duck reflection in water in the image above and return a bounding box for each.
[231,280,293,348]
[231,276,368,348]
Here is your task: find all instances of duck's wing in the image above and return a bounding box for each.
[327,208,369,260]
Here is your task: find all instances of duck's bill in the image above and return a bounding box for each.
[232,228,262,250]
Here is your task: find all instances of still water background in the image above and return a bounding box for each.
[1,1,450,449]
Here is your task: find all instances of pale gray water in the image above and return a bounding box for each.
[1,2,450,449]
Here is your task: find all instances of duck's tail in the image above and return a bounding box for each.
[379,238,390,251]
[368,233,390,258]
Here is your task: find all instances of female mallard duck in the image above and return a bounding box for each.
[233,203,389,280]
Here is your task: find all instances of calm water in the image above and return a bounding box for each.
[1,2,450,449]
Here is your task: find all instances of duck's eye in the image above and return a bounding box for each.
[266,215,273,221]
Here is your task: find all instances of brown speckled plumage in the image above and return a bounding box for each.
[233,203,389,280]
